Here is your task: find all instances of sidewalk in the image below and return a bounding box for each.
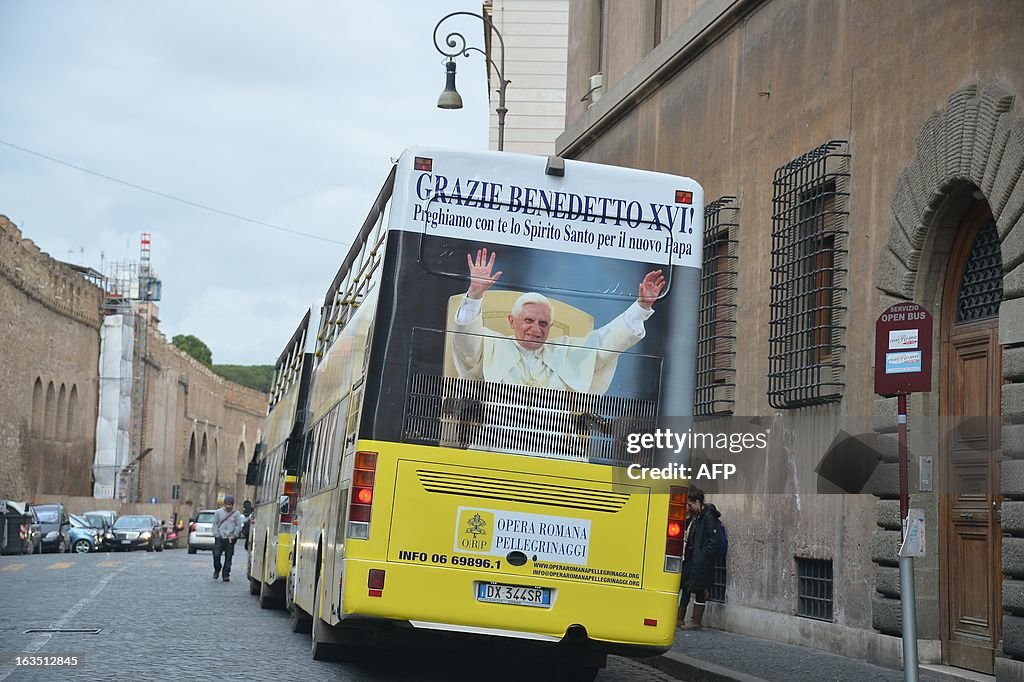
[634,628,995,682]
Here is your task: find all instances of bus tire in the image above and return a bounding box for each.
[311,574,340,661]
[259,579,282,610]
[286,569,311,634]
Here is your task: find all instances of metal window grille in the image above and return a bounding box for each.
[768,141,850,409]
[696,196,738,417]
[403,374,656,466]
[957,217,1003,322]
[709,554,727,603]
[796,558,833,621]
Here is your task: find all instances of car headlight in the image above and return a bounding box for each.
[140,531,151,540]
[45,531,58,539]
[104,532,114,539]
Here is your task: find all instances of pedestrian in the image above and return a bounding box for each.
[211,495,244,582]
[678,486,722,630]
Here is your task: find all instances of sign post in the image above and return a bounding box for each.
[875,302,933,682]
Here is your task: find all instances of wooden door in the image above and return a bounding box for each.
[941,209,1003,674]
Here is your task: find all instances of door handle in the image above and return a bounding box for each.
[959,512,974,519]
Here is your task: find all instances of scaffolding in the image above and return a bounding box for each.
[97,234,162,502]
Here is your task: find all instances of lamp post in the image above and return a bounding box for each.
[433,11,510,152]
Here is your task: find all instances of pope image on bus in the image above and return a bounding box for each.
[245,145,704,681]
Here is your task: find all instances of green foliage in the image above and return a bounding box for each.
[213,364,274,393]
[172,334,213,367]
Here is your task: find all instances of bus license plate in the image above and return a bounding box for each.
[476,583,551,608]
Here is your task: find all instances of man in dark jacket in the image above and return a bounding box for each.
[678,486,722,630]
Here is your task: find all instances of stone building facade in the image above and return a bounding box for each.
[0,215,265,520]
[0,216,103,500]
[558,0,1024,677]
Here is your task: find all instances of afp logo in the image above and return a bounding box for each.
[456,509,493,553]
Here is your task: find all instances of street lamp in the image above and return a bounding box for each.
[433,11,510,151]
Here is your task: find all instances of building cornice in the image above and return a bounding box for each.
[555,0,764,158]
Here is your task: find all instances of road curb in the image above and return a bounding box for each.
[637,652,770,682]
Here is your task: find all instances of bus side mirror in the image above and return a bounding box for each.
[279,495,290,516]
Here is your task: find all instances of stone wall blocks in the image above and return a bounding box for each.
[1004,459,1024,500]
[995,657,1024,681]
[871,529,901,567]
[1007,348,1024,382]
[875,566,900,598]
[983,116,1014,196]
[1005,537,1024,580]
[1006,614,1024,660]
[876,499,901,530]
[873,397,899,434]
[1007,426,1024,460]
[876,250,914,299]
[1006,580,1024,617]
[1005,384,1024,425]
[1005,502,1024,536]
[990,123,1024,221]
[872,594,902,636]
[1003,223,1024,275]
[999,187,1024,242]
[1007,264,1024,300]
[891,174,925,248]
[943,90,972,178]
[877,293,910,319]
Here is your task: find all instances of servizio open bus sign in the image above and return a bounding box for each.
[874,302,933,396]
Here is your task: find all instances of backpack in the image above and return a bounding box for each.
[717,518,729,557]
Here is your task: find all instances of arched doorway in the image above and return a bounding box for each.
[940,201,1003,673]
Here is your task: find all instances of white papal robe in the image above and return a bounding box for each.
[451,296,652,394]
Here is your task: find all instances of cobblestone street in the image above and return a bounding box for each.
[0,550,676,681]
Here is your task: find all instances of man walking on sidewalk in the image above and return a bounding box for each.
[211,495,244,582]
[678,486,722,630]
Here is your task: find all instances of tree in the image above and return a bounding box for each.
[172,334,213,367]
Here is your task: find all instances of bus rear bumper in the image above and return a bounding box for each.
[338,558,677,655]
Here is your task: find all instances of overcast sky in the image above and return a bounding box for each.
[0,1,491,365]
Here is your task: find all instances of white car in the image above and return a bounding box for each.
[187,510,217,554]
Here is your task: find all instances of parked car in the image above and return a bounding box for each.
[187,510,217,554]
[109,515,165,552]
[83,510,118,530]
[68,513,102,553]
[32,503,71,553]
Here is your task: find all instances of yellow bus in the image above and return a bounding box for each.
[246,307,318,609]
[285,147,703,679]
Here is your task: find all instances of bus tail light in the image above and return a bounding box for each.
[368,569,385,597]
[347,451,377,539]
[664,486,688,573]
[280,479,299,532]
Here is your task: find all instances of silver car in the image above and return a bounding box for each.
[187,510,216,554]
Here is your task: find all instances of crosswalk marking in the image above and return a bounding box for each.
[1,563,26,572]
[97,561,121,567]
[47,562,73,570]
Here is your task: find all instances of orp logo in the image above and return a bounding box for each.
[456,509,493,553]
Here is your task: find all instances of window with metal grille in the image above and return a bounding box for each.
[768,141,850,409]
[695,196,738,416]
[958,217,1002,322]
[709,553,727,603]
[796,558,833,621]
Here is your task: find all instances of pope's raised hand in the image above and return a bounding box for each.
[467,248,502,299]
[637,269,666,310]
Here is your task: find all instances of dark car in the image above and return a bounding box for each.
[110,515,165,552]
[32,504,71,553]
[68,513,103,553]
